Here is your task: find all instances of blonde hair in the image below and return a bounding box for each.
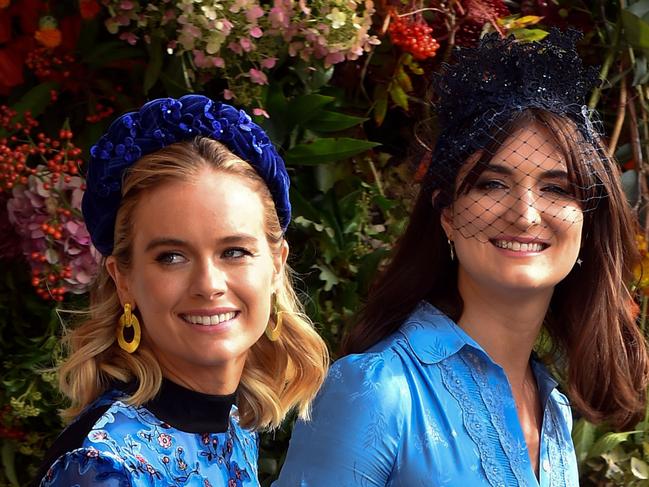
[59,138,329,430]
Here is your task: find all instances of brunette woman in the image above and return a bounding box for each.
[275,30,649,486]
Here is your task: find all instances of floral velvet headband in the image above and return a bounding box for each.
[81,95,291,256]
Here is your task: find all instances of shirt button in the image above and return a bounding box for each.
[542,460,551,472]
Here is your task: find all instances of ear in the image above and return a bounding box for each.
[105,256,134,307]
[440,204,454,241]
[272,239,289,290]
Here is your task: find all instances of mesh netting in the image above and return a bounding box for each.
[434,109,606,243]
[422,29,607,243]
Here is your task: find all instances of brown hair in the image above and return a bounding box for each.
[59,137,329,430]
[342,109,649,429]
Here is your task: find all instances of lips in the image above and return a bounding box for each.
[491,239,549,252]
[180,311,238,325]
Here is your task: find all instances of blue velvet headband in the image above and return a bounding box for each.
[81,95,291,256]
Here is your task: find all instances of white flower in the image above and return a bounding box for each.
[326,8,347,29]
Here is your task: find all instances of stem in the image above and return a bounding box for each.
[588,22,620,110]
[367,157,384,196]
[398,7,447,17]
[607,73,627,158]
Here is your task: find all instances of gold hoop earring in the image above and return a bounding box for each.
[265,295,282,342]
[448,239,455,261]
[117,303,141,353]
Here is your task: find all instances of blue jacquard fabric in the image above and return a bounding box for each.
[40,389,259,487]
[82,95,291,256]
[274,301,579,487]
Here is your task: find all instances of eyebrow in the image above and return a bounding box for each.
[482,163,569,180]
[144,234,259,252]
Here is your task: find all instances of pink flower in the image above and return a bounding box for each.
[249,26,263,38]
[223,89,235,100]
[239,37,253,52]
[246,5,264,22]
[158,433,172,449]
[261,57,277,69]
[118,32,138,45]
[253,108,270,118]
[248,68,268,85]
[228,41,243,55]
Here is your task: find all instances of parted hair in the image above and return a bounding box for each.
[343,109,649,430]
[59,137,329,430]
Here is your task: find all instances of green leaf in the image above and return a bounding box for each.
[631,456,649,479]
[285,138,380,165]
[628,0,649,20]
[510,28,549,42]
[312,264,340,291]
[287,94,335,127]
[305,110,367,132]
[1,441,19,487]
[633,55,649,85]
[396,68,413,93]
[588,430,642,459]
[389,84,409,111]
[622,9,649,52]
[373,85,388,126]
[143,38,164,94]
[11,82,59,120]
[572,419,597,465]
[82,41,145,68]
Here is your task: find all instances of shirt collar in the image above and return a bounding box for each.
[398,300,485,365]
[399,301,560,402]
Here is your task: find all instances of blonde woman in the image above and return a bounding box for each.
[36,95,328,486]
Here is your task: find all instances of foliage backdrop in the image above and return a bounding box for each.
[2,0,649,485]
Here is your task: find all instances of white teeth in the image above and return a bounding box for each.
[493,240,545,252]
[183,312,236,325]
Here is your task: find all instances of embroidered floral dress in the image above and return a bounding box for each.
[38,379,258,486]
[274,301,579,487]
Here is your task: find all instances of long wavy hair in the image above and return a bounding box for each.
[59,137,329,430]
[342,109,649,429]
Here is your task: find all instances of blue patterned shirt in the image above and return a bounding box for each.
[39,381,259,486]
[275,301,578,486]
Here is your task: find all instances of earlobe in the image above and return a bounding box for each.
[440,207,454,241]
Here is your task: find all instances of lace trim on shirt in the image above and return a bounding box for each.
[438,354,518,487]
[545,400,568,487]
[463,352,530,487]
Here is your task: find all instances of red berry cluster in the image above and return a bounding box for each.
[0,406,25,441]
[1,106,87,301]
[388,13,440,60]
[86,101,115,123]
[25,47,75,81]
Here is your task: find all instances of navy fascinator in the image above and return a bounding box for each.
[82,95,291,256]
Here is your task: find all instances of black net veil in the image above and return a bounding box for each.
[424,29,608,244]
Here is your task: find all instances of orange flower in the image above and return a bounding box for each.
[79,0,100,20]
[35,27,61,48]
[0,0,10,9]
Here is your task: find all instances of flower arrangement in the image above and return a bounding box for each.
[0,106,98,301]
[102,0,379,107]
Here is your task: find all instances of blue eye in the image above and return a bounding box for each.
[222,247,253,259]
[155,252,187,265]
[476,179,508,191]
[542,184,572,196]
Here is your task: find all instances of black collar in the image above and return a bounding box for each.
[145,378,237,433]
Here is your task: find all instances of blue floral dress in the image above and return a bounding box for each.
[38,379,258,486]
[275,301,579,487]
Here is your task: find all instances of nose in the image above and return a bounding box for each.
[191,259,226,299]
[508,185,542,228]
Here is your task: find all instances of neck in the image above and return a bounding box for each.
[456,271,552,387]
[153,350,246,396]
